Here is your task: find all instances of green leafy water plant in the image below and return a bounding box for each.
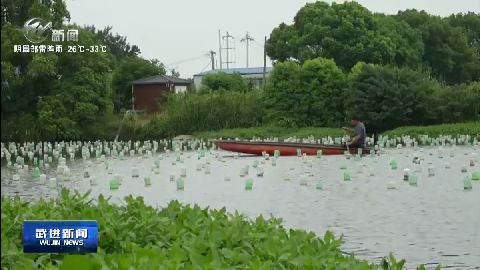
[1,189,439,269]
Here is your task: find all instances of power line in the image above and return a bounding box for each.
[200,60,212,73]
[165,53,209,67]
[252,39,265,49]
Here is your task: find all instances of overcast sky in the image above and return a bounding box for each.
[66,0,480,78]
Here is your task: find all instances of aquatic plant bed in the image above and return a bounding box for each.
[1,189,420,269]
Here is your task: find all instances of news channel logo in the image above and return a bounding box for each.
[24,18,53,44]
[23,220,98,253]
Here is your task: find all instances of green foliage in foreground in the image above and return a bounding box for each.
[1,189,437,270]
[383,122,480,139]
[193,126,345,140]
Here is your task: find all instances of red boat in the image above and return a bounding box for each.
[214,140,371,156]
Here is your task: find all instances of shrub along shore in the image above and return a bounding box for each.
[193,122,480,141]
[1,189,438,269]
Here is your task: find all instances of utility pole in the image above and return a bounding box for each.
[241,32,254,68]
[218,30,222,70]
[222,31,234,69]
[209,50,216,70]
[263,36,267,90]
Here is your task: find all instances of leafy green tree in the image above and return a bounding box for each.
[375,14,424,69]
[111,57,166,111]
[421,19,479,84]
[263,61,301,127]
[265,23,297,62]
[84,25,141,64]
[346,64,440,132]
[170,69,180,78]
[37,95,80,139]
[1,0,169,140]
[265,58,347,127]
[396,10,480,84]
[448,12,480,77]
[1,0,70,27]
[36,28,114,139]
[436,82,480,123]
[395,9,432,29]
[200,72,249,92]
[299,58,347,126]
[266,2,398,69]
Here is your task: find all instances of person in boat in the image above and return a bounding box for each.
[342,117,366,148]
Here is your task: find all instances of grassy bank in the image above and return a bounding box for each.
[1,189,434,269]
[193,127,345,140]
[193,123,480,140]
[382,122,480,139]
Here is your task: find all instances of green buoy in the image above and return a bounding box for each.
[245,178,253,190]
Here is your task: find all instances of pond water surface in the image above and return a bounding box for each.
[2,146,480,269]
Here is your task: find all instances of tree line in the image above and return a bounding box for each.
[266,1,480,85]
[195,2,480,134]
[1,0,167,141]
[1,1,479,141]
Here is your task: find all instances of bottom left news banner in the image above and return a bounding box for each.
[23,220,98,253]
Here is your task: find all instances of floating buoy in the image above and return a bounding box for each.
[463,176,472,190]
[315,180,323,190]
[109,178,120,190]
[144,177,151,186]
[403,168,410,181]
[256,168,264,177]
[49,177,57,188]
[245,178,253,190]
[131,166,139,178]
[409,174,418,186]
[300,175,308,186]
[89,176,97,186]
[39,174,47,183]
[390,159,398,170]
[176,177,184,190]
[32,167,41,178]
[387,181,397,189]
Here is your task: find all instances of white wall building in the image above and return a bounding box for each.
[193,67,273,90]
